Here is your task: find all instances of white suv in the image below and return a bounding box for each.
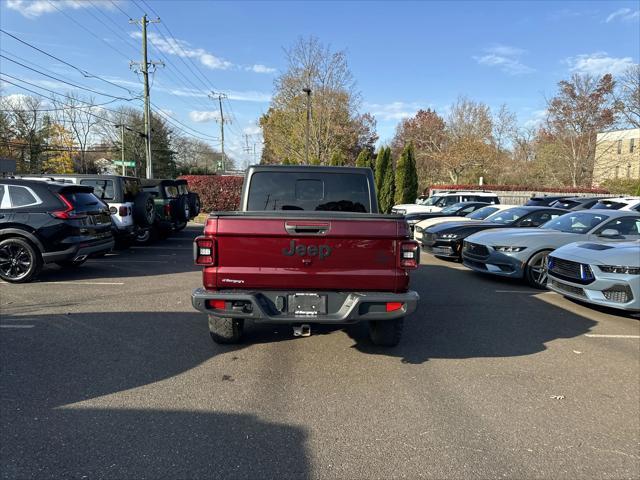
[590,197,640,211]
[393,191,500,214]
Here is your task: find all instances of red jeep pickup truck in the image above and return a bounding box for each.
[192,165,420,346]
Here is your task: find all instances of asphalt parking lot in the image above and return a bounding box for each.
[1,223,638,479]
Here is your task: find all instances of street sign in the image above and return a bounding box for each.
[113,160,136,167]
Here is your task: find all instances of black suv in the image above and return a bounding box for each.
[0,179,114,283]
[137,179,189,243]
[174,179,201,222]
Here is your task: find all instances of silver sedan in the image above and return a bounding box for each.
[461,210,640,288]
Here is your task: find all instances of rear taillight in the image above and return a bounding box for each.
[194,236,216,265]
[386,302,403,312]
[206,299,226,310]
[399,240,420,269]
[118,206,129,217]
[164,204,171,216]
[50,194,84,219]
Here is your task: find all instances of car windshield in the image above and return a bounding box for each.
[415,196,430,205]
[440,203,466,214]
[592,200,626,210]
[419,195,443,206]
[542,212,609,234]
[467,206,499,220]
[551,199,580,209]
[485,207,528,224]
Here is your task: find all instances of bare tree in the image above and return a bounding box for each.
[614,64,640,128]
[0,95,46,172]
[544,73,617,186]
[52,92,99,173]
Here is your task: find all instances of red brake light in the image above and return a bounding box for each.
[119,206,129,217]
[164,204,171,216]
[207,299,226,310]
[399,240,420,269]
[194,236,216,265]
[50,193,85,219]
[386,302,403,312]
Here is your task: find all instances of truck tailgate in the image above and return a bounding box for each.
[207,214,405,292]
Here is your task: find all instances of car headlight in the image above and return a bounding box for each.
[415,226,423,233]
[493,246,527,253]
[599,265,640,275]
[440,233,459,239]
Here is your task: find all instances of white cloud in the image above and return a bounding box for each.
[248,64,276,74]
[131,32,275,75]
[6,0,113,18]
[566,52,635,76]
[243,125,262,135]
[189,110,221,123]
[132,31,233,71]
[473,45,534,75]
[524,109,547,129]
[606,8,639,23]
[364,101,426,121]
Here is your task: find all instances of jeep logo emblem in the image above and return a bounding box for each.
[283,239,331,259]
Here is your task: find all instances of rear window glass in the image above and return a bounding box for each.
[247,172,371,212]
[177,184,188,195]
[165,186,179,198]
[0,185,4,205]
[9,186,39,207]
[64,192,105,212]
[80,179,115,201]
[123,179,140,201]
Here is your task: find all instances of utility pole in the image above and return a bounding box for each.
[130,14,163,179]
[118,124,125,175]
[302,87,311,165]
[209,92,228,172]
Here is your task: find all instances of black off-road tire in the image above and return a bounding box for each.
[187,192,201,217]
[174,222,187,232]
[134,227,156,245]
[369,318,404,347]
[173,195,190,223]
[0,237,42,284]
[208,315,244,344]
[133,192,156,227]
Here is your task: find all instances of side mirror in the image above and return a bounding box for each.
[599,228,621,238]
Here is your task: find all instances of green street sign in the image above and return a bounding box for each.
[113,160,136,167]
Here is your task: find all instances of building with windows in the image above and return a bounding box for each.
[592,128,640,185]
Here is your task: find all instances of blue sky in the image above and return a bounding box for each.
[1,0,639,167]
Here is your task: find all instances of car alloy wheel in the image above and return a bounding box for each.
[528,251,549,289]
[145,200,155,223]
[0,241,33,281]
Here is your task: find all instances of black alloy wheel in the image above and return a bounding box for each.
[0,238,42,283]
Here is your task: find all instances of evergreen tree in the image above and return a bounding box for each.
[374,148,387,194]
[355,149,370,168]
[395,142,418,204]
[378,147,395,213]
[329,150,345,166]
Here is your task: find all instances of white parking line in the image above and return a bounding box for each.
[0,325,35,329]
[585,334,640,339]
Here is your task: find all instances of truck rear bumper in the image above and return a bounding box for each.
[191,288,419,324]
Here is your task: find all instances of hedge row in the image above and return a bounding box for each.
[179,175,244,212]
[427,184,611,194]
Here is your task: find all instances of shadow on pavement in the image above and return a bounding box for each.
[345,263,597,364]
[1,408,309,479]
[0,310,310,479]
[32,225,202,282]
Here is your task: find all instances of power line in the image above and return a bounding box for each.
[0,29,138,96]
[109,0,133,19]
[86,0,141,55]
[45,0,132,62]
[0,54,139,102]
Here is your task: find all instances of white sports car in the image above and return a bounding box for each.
[547,240,640,312]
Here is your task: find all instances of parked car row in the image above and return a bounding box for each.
[0,175,201,283]
[415,201,640,312]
